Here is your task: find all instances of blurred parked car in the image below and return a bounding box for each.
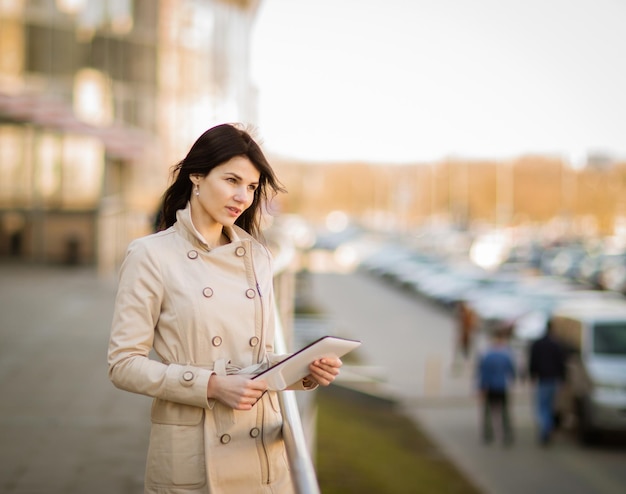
[466,273,591,336]
[415,264,490,307]
[575,253,605,288]
[551,300,626,444]
[358,245,414,277]
[548,246,589,279]
[598,254,626,294]
[313,224,364,251]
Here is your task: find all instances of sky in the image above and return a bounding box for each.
[251,0,626,164]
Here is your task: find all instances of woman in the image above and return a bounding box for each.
[108,123,342,493]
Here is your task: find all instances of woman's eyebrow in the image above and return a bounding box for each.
[224,172,259,185]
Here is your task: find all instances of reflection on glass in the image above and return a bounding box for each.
[62,134,104,207]
[36,133,60,201]
[0,126,24,202]
[74,68,112,126]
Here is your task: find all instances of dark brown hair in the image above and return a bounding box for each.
[156,123,285,239]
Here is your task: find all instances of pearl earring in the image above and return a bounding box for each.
[194,184,199,196]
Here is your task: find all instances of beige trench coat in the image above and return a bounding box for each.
[108,205,308,493]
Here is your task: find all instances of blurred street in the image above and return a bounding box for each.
[308,269,626,494]
[1,263,625,494]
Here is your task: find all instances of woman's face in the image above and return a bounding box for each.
[191,156,260,229]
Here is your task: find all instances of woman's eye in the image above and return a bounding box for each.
[226,177,237,184]
[248,185,258,191]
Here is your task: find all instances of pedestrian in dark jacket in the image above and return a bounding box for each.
[528,318,566,446]
[477,328,516,446]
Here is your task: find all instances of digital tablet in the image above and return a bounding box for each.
[253,336,361,390]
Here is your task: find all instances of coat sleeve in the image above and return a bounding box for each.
[107,238,212,408]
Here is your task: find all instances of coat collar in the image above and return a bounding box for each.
[173,202,253,251]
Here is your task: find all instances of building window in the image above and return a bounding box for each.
[73,67,112,126]
[61,134,104,208]
[36,131,62,204]
[0,125,26,205]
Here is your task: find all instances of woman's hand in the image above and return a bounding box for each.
[306,357,342,386]
[207,374,268,410]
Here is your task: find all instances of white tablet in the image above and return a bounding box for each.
[253,336,361,391]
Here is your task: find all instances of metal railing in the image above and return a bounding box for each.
[270,232,321,494]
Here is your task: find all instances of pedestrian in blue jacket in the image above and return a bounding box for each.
[477,328,516,446]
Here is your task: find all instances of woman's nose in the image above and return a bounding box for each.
[234,187,251,203]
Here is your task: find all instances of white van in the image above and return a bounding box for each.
[550,299,626,444]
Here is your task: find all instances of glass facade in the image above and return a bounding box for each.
[0,0,260,269]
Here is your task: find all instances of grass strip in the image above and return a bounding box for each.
[315,388,482,494]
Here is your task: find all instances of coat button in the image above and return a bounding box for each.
[235,246,246,257]
[202,287,214,298]
[249,336,259,347]
[212,336,222,347]
[249,427,260,438]
[187,250,199,259]
[182,371,194,382]
[220,434,231,444]
[245,288,256,299]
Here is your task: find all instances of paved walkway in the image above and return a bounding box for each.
[307,270,626,494]
[0,264,151,494]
